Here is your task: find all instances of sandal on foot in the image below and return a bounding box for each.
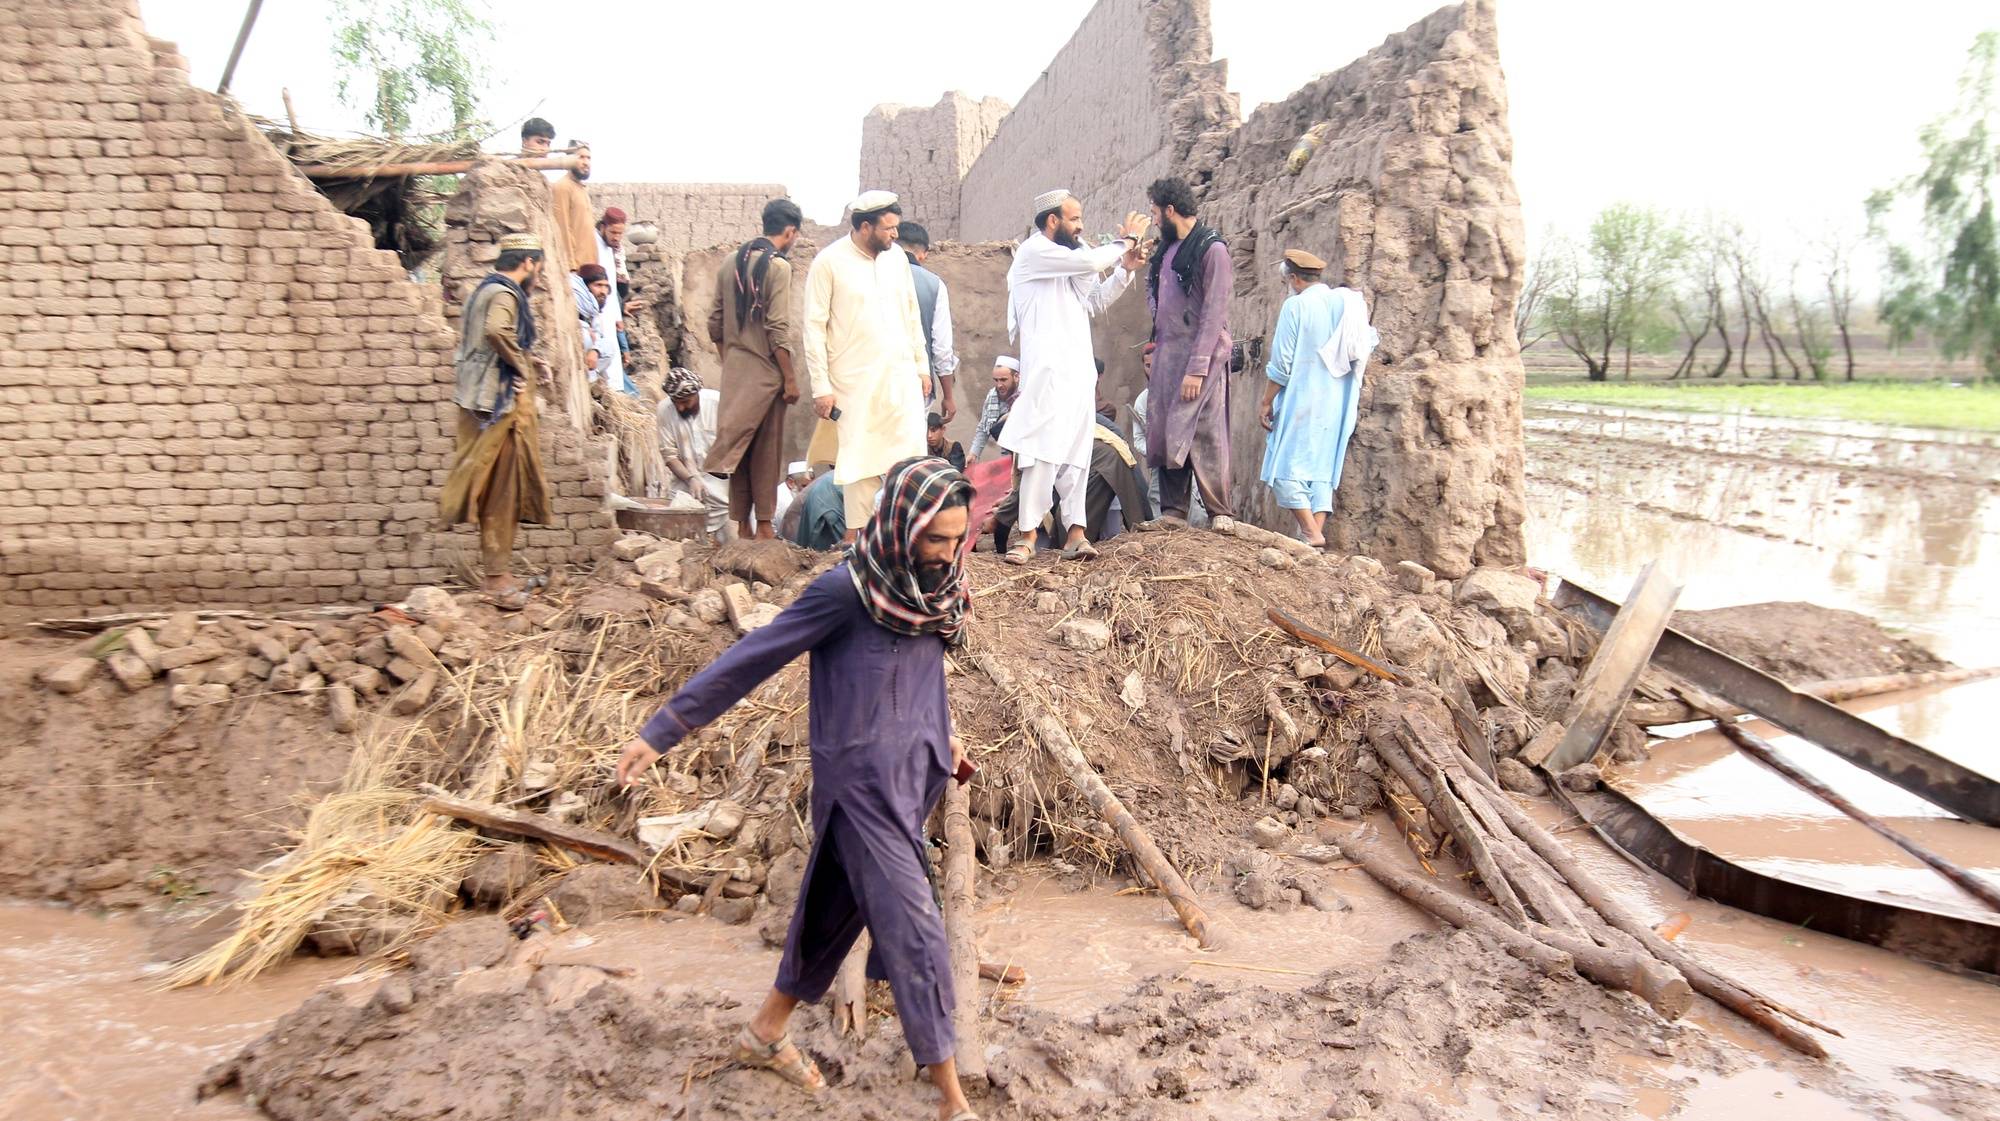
[1059,539,1098,560]
[1134,515,1187,533]
[478,588,532,612]
[732,1026,827,1096]
[1003,544,1036,566]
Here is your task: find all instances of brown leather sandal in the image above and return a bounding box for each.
[732,1025,827,1096]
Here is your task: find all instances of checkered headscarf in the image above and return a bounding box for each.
[846,456,973,646]
[662,367,703,399]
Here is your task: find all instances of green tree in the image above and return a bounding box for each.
[331,0,492,138]
[1545,204,1684,381]
[1868,31,2000,380]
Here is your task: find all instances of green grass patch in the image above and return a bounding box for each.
[1522,379,2000,433]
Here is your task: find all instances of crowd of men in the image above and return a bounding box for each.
[436,130,1383,1121]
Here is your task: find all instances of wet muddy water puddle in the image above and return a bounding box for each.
[1523,402,2000,667]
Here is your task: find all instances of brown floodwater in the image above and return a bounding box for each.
[1523,402,2000,667]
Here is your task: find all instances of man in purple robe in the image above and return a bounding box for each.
[616,456,979,1121]
[1139,176,1237,532]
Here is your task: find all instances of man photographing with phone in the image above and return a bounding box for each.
[616,455,982,1121]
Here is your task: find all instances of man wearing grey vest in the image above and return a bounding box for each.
[900,223,959,424]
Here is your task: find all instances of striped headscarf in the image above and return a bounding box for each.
[846,456,973,646]
[662,367,703,399]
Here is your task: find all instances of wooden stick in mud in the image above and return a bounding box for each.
[1266,608,1408,685]
[974,654,1218,950]
[1713,720,2000,911]
[1623,665,2000,726]
[421,792,646,864]
[1438,740,1834,1058]
[1339,829,1690,1017]
[832,934,869,1038]
[941,780,988,1081]
[1376,732,1530,926]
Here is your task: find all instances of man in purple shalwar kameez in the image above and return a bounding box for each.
[617,457,980,1121]
[1139,177,1237,531]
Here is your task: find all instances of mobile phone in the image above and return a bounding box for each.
[829,406,842,421]
[953,756,977,785]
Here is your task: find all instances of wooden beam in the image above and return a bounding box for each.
[1531,562,1680,771]
[294,155,583,178]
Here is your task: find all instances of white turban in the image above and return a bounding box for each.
[850,189,898,215]
[994,356,1020,372]
[787,460,809,476]
[1031,188,1072,215]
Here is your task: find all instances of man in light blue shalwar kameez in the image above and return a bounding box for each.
[1258,248,1376,547]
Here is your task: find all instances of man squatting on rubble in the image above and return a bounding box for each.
[804,191,931,544]
[617,456,980,1121]
[439,233,554,610]
[998,188,1150,563]
[706,198,805,539]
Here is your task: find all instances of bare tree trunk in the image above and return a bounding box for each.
[1837,320,1856,381]
[1708,294,1734,378]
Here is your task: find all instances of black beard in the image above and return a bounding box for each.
[1159,219,1182,245]
[916,562,951,593]
[1054,227,1082,250]
[676,401,699,417]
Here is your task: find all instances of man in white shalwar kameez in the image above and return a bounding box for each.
[997,189,1149,563]
[803,191,931,539]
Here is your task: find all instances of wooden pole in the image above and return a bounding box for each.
[1713,720,2000,911]
[1440,741,1834,1057]
[832,935,869,1038]
[216,0,265,95]
[1338,830,1692,1019]
[294,155,584,178]
[1375,732,1530,926]
[1267,608,1407,684]
[1534,562,1680,770]
[416,791,747,898]
[942,781,987,1081]
[974,654,1218,949]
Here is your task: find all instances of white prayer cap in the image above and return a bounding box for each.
[1031,188,1073,215]
[787,460,809,476]
[849,189,898,215]
[994,356,1020,372]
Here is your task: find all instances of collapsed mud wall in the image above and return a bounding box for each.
[1200,0,1526,573]
[0,3,459,614]
[859,93,1011,240]
[588,182,789,254]
[956,0,1237,243]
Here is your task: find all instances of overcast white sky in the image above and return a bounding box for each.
[140,0,1993,265]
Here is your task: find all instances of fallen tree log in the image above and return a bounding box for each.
[942,779,987,1081]
[1624,666,2000,726]
[1442,743,1835,1057]
[1338,830,1690,1018]
[1713,720,2000,912]
[974,654,1217,949]
[1377,731,1529,926]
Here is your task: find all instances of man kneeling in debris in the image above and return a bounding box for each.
[617,456,979,1121]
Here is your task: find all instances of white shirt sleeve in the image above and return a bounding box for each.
[932,282,959,380]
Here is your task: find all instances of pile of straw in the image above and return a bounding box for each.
[595,385,668,499]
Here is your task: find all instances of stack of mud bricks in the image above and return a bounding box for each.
[0,0,613,617]
[858,94,1010,241]
[587,183,787,254]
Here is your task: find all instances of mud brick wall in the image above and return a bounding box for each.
[957,0,1236,242]
[587,183,790,254]
[859,93,1010,240]
[0,1,612,618]
[1198,0,1526,574]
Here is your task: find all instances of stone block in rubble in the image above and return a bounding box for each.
[121,627,162,669]
[171,683,231,708]
[245,656,273,679]
[40,657,97,694]
[386,629,433,666]
[204,659,250,687]
[634,548,684,585]
[735,604,782,632]
[709,896,758,925]
[1249,816,1290,850]
[153,642,224,672]
[299,672,327,695]
[1496,756,1544,794]
[335,663,384,693]
[520,602,561,629]
[1395,560,1436,594]
[611,535,657,561]
[1559,762,1602,792]
[156,612,200,649]
[720,583,756,627]
[402,586,462,619]
[1056,617,1112,652]
[106,652,154,691]
[251,635,290,665]
[413,625,445,652]
[327,684,360,733]
[384,657,425,685]
[305,642,353,676]
[1258,547,1293,570]
[435,638,478,667]
[1455,567,1540,621]
[355,635,392,669]
[167,665,205,687]
[267,663,304,692]
[458,846,537,907]
[1343,555,1385,581]
[391,670,439,715]
[688,589,728,624]
[545,864,661,925]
